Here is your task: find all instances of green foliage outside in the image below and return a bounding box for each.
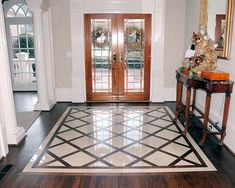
[16,33,35,58]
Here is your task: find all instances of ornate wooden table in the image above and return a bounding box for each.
[175,69,234,146]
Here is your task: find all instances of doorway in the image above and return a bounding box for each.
[4,2,37,91]
[85,14,151,101]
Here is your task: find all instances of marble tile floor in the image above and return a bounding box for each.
[24,106,216,173]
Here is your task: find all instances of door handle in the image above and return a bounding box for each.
[119,52,123,62]
[113,53,116,63]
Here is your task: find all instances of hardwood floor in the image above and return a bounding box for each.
[10,172,231,188]
[13,91,38,112]
[0,100,235,188]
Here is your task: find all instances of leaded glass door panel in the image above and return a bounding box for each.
[85,14,151,101]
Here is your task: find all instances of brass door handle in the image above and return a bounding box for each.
[113,53,116,62]
[119,53,123,62]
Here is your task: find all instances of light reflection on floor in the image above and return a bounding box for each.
[24,106,216,173]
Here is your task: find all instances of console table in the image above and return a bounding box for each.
[175,69,234,146]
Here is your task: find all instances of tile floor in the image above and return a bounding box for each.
[24,106,216,173]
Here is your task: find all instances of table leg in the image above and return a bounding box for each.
[183,87,191,135]
[199,93,211,146]
[219,94,231,145]
[175,80,183,121]
[192,89,197,112]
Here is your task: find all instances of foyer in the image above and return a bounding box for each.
[0,0,235,188]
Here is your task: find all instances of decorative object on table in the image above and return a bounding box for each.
[179,66,193,77]
[184,25,218,74]
[201,70,230,81]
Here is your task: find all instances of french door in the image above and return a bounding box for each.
[85,14,151,101]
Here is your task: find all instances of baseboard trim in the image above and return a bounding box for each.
[0,156,4,162]
[8,135,27,147]
[34,100,54,111]
[192,101,235,153]
[56,88,73,102]
[7,127,26,145]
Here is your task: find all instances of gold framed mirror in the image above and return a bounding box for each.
[200,0,234,59]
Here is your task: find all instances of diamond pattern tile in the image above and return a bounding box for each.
[64,119,87,128]
[48,143,77,157]
[141,136,168,148]
[145,151,177,166]
[124,143,153,157]
[24,106,216,173]
[103,151,136,167]
[86,143,114,157]
[70,136,95,148]
[57,129,83,141]
[161,142,190,157]
[63,151,95,166]
[105,136,133,148]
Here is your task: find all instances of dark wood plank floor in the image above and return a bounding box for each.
[13,91,38,112]
[0,95,234,188]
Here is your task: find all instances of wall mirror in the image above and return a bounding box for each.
[200,0,234,59]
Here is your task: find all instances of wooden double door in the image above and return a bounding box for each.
[85,14,151,101]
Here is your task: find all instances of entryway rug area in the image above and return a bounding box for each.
[24,106,216,173]
[16,111,41,131]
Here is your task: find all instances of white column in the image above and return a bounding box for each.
[0,3,25,145]
[0,120,8,157]
[42,8,56,105]
[33,9,54,111]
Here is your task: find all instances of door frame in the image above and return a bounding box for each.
[84,13,151,102]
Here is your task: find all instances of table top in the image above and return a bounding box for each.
[176,69,234,94]
[176,69,234,84]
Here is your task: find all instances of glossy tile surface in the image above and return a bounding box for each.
[24,106,216,173]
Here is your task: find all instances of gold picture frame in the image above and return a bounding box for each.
[200,0,234,59]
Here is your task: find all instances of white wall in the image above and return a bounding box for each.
[184,0,200,50]
[51,0,72,101]
[164,0,186,88]
[185,0,235,152]
[50,0,188,102]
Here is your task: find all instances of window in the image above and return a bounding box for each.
[4,0,36,91]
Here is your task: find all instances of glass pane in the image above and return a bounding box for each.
[12,4,19,12]
[7,21,36,86]
[91,19,112,93]
[27,36,34,48]
[11,37,18,48]
[21,5,28,13]
[14,60,36,84]
[29,49,35,59]
[12,49,20,59]
[19,50,29,60]
[7,8,15,17]
[124,19,145,93]
[18,36,27,48]
[10,25,18,36]
[13,61,21,84]
[26,11,33,17]
[16,7,25,17]
[18,25,26,35]
[26,25,33,34]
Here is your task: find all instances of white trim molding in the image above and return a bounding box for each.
[56,88,73,102]
[0,2,25,146]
